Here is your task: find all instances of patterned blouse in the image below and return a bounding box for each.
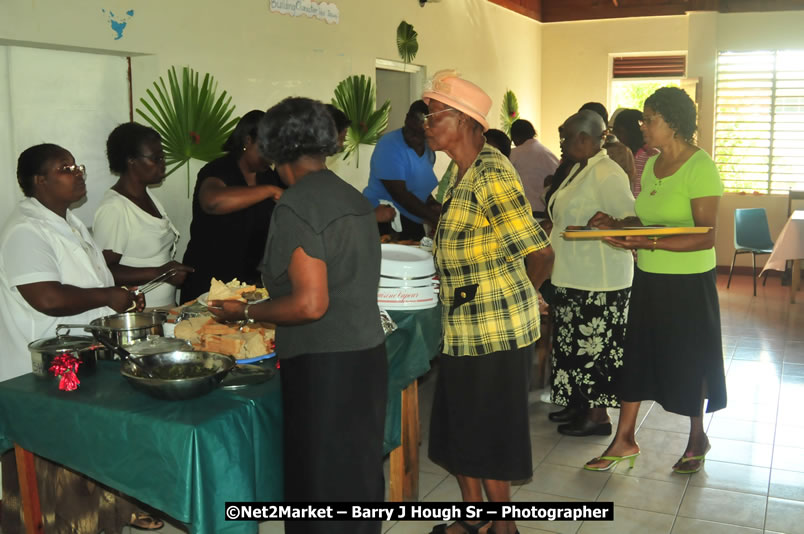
[434,144,551,357]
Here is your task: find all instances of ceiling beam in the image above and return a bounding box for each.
[488,0,542,21]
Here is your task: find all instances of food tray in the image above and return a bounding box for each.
[561,226,711,239]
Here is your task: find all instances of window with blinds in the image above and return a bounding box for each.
[715,51,804,194]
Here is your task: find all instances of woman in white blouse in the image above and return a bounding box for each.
[94,123,192,307]
[546,110,635,437]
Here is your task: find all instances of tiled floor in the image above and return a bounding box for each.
[140,273,804,534]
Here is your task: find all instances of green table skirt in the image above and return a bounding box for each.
[0,306,441,534]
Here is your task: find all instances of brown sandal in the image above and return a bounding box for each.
[129,511,164,531]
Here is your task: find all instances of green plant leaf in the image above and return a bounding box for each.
[136,66,238,196]
[396,21,419,66]
[500,89,520,136]
[332,75,391,166]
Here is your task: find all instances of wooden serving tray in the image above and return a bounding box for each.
[561,226,712,239]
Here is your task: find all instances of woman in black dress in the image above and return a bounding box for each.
[180,110,284,302]
[211,97,387,534]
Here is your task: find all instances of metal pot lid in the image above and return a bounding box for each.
[127,337,191,355]
[28,335,99,352]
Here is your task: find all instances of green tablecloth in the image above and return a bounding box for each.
[0,306,441,534]
[0,361,283,534]
[383,307,442,452]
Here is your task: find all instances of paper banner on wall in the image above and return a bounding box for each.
[269,0,340,24]
[101,9,134,40]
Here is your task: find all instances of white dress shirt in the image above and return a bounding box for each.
[0,198,115,381]
[548,150,635,292]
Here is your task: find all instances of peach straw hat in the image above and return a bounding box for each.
[422,69,492,132]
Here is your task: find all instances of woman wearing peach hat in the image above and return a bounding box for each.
[423,70,554,534]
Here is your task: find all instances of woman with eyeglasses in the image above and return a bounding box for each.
[585,87,726,474]
[93,122,193,307]
[422,70,554,534]
[0,143,163,532]
[180,110,285,302]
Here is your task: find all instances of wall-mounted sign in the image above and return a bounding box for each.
[269,0,340,24]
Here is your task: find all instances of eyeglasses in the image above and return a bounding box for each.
[138,153,166,163]
[55,164,86,176]
[638,115,658,127]
[418,108,456,126]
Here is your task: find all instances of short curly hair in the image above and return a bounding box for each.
[258,97,337,165]
[106,122,161,175]
[644,87,697,143]
[17,143,66,197]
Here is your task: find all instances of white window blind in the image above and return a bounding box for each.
[715,50,804,194]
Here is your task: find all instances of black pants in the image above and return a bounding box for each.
[378,213,426,241]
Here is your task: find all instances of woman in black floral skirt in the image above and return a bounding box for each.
[547,110,635,436]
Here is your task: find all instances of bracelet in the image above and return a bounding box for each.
[650,237,658,252]
[244,304,254,323]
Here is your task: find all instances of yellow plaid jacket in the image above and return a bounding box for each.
[434,145,551,357]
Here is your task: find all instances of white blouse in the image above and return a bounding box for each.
[93,189,179,307]
[548,150,635,292]
[0,198,116,381]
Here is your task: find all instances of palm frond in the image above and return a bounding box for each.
[136,66,238,196]
[500,89,520,136]
[396,21,419,66]
[332,75,391,166]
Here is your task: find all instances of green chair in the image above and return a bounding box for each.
[727,208,774,296]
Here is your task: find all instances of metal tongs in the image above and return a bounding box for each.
[129,268,179,296]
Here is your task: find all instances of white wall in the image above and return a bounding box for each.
[1,0,543,261]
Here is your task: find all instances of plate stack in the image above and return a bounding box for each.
[378,244,438,310]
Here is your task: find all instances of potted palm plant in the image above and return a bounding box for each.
[332,75,391,166]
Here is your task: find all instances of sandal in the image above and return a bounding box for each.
[129,511,164,531]
[673,443,711,474]
[430,519,491,534]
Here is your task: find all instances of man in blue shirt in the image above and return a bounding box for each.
[363,100,440,240]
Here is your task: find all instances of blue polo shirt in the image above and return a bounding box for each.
[362,128,438,223]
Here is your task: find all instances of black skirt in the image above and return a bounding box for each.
[428,345,533,481]
[280,344,387,534]
[620,268,727,416]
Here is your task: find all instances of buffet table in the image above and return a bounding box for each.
[761,210,804,303]
[0,306,441,534]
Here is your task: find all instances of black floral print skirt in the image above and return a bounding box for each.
[551,286,631,409]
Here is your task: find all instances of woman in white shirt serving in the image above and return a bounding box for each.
[93,122,192,307]
[546,110,635,437]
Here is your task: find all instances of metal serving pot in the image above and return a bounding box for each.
[120,351,235,401]
[89,311,166,350]
[29,335,103,378]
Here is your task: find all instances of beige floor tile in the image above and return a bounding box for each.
[419,471,450,500]
[531,435,563,465]
[576,506,674,534]
[511,489,582,534]
[712,402,777,424]
[543,441,616,469]
[706,437,773,468]
[735,338,787,351]
[519,526,564,534]
[764,497,804,533]
[634,428,690,455]
[782,363,804,377]
[258,520,285,533]
[678,486,766,529]
[421,476,462,502]
[769,468,804,501]
[597,474,686,515]
[418,442,449,476]
[733,347,785,363]
[611,449,688,484]
[772,425,804,448]
[771,445,804,473]
[670,517,762,534]
[640,409,695,434]
[522,463,610,500]
[688,460,770,495]
[775,406,804,428]
[707,418,776,444]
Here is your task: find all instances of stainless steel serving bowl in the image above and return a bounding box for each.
[90,311,166,351]
[120,351,235,401]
